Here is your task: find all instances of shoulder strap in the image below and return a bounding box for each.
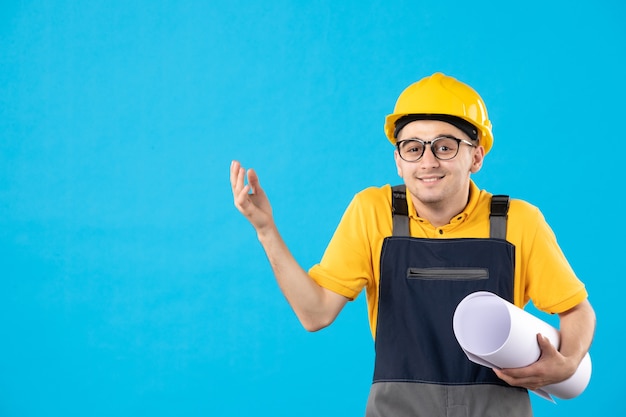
[489,195,510,240]
[391,185,410,236]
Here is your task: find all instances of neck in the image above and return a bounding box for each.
[409,189,471,228]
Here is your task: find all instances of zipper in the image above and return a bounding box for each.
[407,267,489,281]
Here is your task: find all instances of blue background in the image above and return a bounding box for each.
[1,1,624,415]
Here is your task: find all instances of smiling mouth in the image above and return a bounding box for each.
[419,176,444,183]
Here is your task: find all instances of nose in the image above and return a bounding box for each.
[420,144,440,167]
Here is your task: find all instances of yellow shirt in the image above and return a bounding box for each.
[309,181,587,338]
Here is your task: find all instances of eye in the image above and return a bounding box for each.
[401,140,424,154]
[433,138,459,155]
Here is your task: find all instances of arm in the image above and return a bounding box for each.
[494,299,596,390]
[230,160,349,331]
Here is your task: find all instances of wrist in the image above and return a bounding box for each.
[256,222,279,244]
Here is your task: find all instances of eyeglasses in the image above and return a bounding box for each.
[396,136,476,162]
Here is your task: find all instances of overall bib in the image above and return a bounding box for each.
[365,186,531,417]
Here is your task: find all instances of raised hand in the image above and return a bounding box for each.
[230,160,274,233]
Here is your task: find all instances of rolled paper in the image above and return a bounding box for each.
[452,291,592,401]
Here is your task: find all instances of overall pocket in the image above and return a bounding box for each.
[407,267,489,281]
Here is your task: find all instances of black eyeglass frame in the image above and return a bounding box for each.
[395,135,476,162]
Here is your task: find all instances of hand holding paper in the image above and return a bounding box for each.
[493,332,579,394]
[452,291,592,401]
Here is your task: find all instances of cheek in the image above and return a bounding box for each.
[457,152,478,173]
[396,164,403,177]
[394,152,404,177]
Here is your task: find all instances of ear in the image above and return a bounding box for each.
[394,149,403,177]
[470,146,485,174]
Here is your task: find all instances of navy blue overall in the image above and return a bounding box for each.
[365,186,531,417]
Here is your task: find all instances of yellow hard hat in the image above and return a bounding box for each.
[384,72,494,154]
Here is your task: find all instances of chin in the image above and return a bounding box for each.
[411,191,444,205]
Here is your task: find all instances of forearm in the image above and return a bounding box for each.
[558,299,596,366]
[257,223,347,331]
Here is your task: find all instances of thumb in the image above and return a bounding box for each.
[537,333,557,356]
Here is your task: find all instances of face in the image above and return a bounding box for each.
[394,120,485,213]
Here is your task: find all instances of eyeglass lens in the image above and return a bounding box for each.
[398,137,461,161]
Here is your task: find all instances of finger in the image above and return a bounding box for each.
[233,165,247,196]
[230,160,243,191]
[247,168,261,195]
[496,362,537,379]
[494,367,533,388]
[236,185,252,207]
[231,165,252,210]
[493,368,518,386]
[234,173,251,207]
[496,367,522,378]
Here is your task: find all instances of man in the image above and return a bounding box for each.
[230,72,595,416]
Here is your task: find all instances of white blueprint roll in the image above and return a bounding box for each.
[452,291,592,401]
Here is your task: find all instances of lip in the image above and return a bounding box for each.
[418,175,444,183]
